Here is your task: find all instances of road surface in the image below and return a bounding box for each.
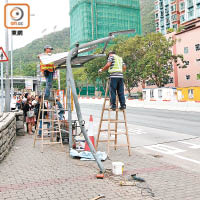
[75,103,200,173]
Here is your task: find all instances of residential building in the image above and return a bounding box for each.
[142,18,200,101]
[69,0,142,49]
[155,0,200,35]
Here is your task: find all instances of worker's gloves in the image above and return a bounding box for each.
[98,69,103,73]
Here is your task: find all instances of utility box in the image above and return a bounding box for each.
[69,0,142,48]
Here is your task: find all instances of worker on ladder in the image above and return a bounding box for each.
[98,51,126,111]
[38,45,55,101]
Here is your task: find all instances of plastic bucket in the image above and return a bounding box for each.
[112,162,124,175]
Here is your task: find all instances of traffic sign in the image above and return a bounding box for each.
[0,47,9,62]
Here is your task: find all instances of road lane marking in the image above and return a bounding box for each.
[145,144,185,155]
[145,144,200,165]
[178,141,200,149]
[174,155,200,164]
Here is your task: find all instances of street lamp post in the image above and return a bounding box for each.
[0,54,4,112]
[4,0,10,112]
[11,32,14,99]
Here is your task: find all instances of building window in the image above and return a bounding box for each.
[169,77,174,83]
[197,5,200,18]
[160,11,164,17]
[164,0,169,5]
[172,24,178,30]
[197,74,200,80]
[150,89,154,98]
[184,61,190,65]
[155,13,159,19]
[166,24,170,29]
[171,14,177,22]
[180,14,185,23]
[171,4,176,12]
[158,89,162,98]
[186,75,190,80]
[143,91,146,100]
[188,7,194,20]
[166,17,170,24]
[187,0,194,8]
[180,2,185,11]
[184,47,189,54]
[188,89,194,99]
[146,81,155,86]
[195,44,200,51]
[156,22,159,28]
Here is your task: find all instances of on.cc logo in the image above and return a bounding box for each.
[10,7,24,21]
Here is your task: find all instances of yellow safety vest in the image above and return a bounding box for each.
[40,53,55,72]
[108,55,123,74]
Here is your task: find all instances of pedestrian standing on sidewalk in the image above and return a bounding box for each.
[23,99,35,135]
[10,95,17,111]
[16,96,22,110]
[98,51,126,110]
[38,45,55,100]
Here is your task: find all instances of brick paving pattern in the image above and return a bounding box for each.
[0,135,200,200]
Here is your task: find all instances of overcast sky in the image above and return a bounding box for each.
[0,0,70,50]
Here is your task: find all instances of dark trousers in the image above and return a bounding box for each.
[109,78,126,107]
[44,71,53,98]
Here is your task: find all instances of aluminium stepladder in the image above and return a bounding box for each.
[96,79,131,156]
[33,92,63,152]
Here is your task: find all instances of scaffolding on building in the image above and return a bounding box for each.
[70,0,141,48]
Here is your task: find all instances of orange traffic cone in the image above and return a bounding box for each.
[84,115,95,151]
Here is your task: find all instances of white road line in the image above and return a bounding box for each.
[127,128,147,135]
[179,141,200,149]
[174,155,200,164]
[145,144,185,155]
[145,144,200,165]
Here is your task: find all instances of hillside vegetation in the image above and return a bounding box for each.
[140,0,155,34]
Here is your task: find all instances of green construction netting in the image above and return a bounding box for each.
[70,0,142,49]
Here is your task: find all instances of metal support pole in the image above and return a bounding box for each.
[11,33,13,99]
[66,39,116,173]
[67,69,73,150]
[1,62,4,112]
[4,0,10,112]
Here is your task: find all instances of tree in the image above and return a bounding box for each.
[84,49,109,92]
[73,67,87,96]
[115,36,146,96]
[117,33,186,90]
[141,32,185,87]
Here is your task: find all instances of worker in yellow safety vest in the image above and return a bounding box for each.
[98,51,126,110]
[39,45,55,100]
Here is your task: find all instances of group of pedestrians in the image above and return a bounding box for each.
[10,93,65,135]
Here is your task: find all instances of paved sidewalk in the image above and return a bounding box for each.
[0,136,200,200]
